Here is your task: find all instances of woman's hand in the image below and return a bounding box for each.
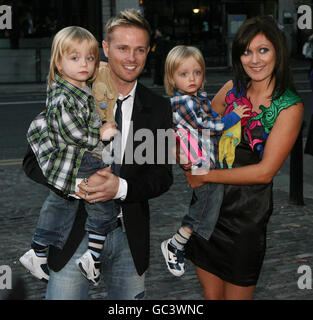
[76,167,119,203]
[185,169,208,188]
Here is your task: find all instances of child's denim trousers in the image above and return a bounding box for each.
[33,152,120,249]
[182,182,224,241]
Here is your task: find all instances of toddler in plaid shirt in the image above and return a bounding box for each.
[161,45,249,277]
[19,27,120,286]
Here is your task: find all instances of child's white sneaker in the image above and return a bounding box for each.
[161,239,185,277]
[19,249,49,282]
[75,251,100,286]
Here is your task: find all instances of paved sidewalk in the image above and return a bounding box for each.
[0,157,312,300]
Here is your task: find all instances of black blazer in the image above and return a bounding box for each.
[23,82,173,276]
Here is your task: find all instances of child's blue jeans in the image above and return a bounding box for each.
[33,152,120,249]
[182,183,224,240]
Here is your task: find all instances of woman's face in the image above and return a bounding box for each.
[240,33,276,83]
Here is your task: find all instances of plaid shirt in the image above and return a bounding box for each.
[27,75,101,194]
[171,90,225,169]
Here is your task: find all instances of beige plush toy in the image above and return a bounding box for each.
[92,65,118,123]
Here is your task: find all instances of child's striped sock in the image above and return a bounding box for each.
[170,227,191,251]
[31,241,49,257]
[88,232,106,262]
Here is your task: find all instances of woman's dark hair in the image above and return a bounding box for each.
[232,15,296,100]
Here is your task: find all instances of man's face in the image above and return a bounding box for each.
[102,26,150,94]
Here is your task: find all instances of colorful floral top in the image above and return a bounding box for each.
[224,82,302,160]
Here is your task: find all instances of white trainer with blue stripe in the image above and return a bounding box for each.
[19,249,50,282]
[161,238,185,277]
[75,251,100,286]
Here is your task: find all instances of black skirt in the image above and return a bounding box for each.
[185,139,273,287]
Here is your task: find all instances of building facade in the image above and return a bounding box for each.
[0,0,310,83]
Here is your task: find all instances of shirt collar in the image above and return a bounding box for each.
[53,74,92,103]
[118,81,137,100]
[174,89,208,101]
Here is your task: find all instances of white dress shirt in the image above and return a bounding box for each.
[113,81,137,201]
[71,82,137,202]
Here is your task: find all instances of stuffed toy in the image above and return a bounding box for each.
[92,65,118,123]
[219,102,242,169]
[92,65,118,165]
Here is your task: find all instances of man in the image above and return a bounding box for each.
[23,9,173,300]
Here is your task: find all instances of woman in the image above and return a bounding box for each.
[184,16,303,300]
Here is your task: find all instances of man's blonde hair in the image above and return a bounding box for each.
[48,26,100,88]
[164,45,206,96]
[104,9,151,42]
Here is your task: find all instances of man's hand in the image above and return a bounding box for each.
[76,167,120,202]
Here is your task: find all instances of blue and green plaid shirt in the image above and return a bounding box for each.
[27,75,101,194]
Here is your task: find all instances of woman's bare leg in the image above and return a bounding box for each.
[195,266,224,300]
[195,266,255,300]
[224,282,255,300]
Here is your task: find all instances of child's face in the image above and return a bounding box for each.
[173,56,203,96]
[57,39,96,88]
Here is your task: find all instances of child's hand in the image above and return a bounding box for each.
[100,121,117,141]
[232,105,250,118]
[174,140,192,171]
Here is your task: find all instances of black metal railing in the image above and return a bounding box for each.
[289,122,305,206]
